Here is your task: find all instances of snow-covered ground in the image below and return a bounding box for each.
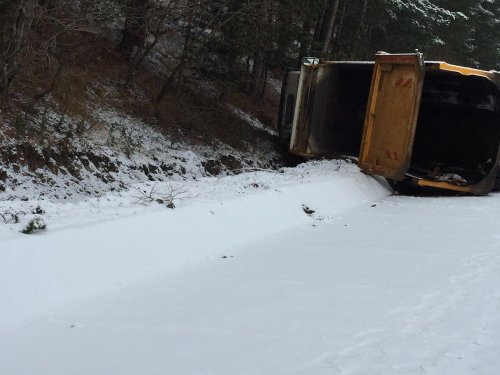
[0,104,280,201]
[1,160,500,374]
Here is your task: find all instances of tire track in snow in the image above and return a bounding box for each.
[330,195,500,375]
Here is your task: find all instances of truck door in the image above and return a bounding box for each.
[359,53,425,180]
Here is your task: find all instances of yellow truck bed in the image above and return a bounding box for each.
[285,53,500,194]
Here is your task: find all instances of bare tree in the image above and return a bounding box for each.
[118,0,150,57]
[0,0,38,95]
[123,1,174,86]
[315,0,342,59]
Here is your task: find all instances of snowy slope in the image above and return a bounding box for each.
[0,105,280,200]
[1,161,500,374]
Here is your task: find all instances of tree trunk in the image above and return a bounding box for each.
[155,24,192,116]
[0,0,37,94]
[315,0,342,59]
[312,0,327,45]
[259,64,268,99]
[156,61,183,106]
[249,54,267,99]
[124,31,159,86]
[298,18,313,66]
[118,0,149,58]
[354,0,369,58]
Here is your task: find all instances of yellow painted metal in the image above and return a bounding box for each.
[434,62,496,79]
[286,53,500,194]
[359,53,425,180]
[416,179,473,193]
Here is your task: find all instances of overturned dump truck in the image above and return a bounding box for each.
[279,53,500,194]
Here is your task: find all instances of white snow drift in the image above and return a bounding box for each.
[1,160,500,375]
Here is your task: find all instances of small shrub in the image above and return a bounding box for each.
[32,205,45,215]
[132,183,187,209]
[75,120,86,136]
[0,210,25,224]
[21,218,47,234]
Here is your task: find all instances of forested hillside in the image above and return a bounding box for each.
[2,0,499,100]
[0,0,499,198]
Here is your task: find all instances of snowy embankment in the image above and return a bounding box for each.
[0,161,388,329]
[0,105,280,200]
[2,160,500,374]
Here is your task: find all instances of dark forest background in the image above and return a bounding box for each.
[0,0,499,116]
